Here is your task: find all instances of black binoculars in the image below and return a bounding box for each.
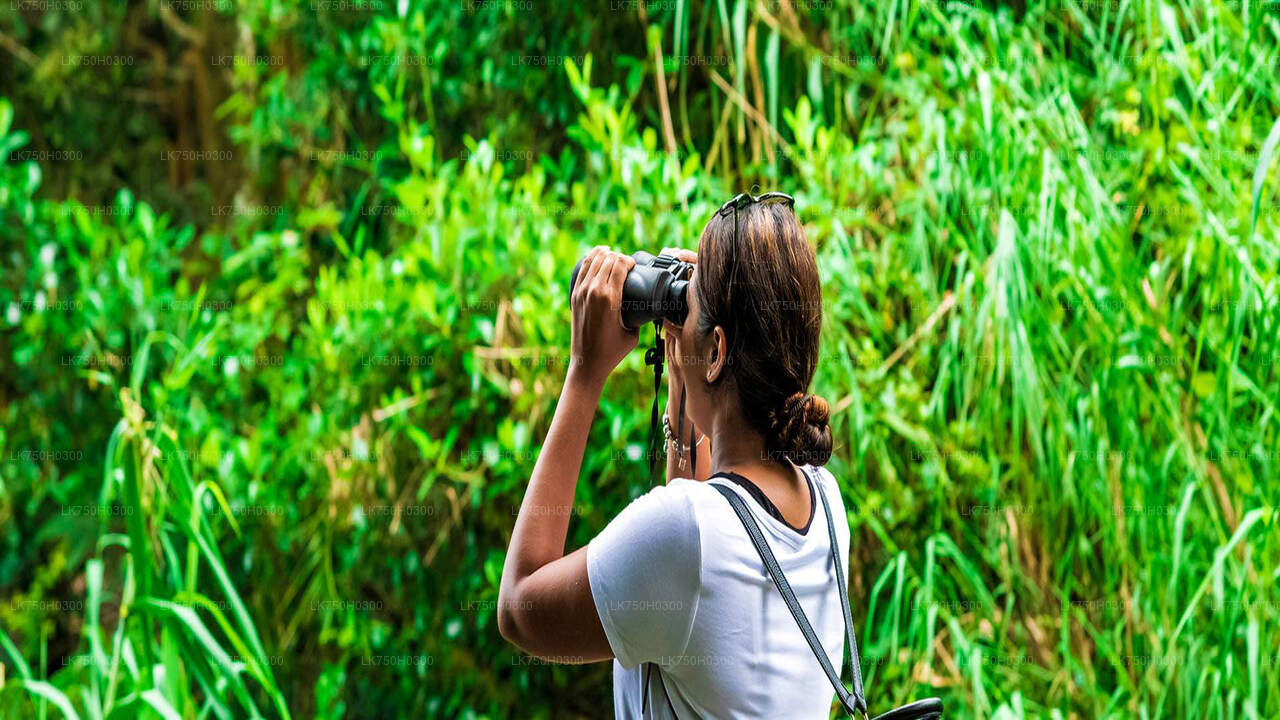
[569,251,694,331]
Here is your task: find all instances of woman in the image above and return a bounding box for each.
[498,193,850,718]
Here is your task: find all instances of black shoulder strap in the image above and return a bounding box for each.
[711,473,868,717]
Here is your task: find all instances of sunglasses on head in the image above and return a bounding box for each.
[716,191,795,217]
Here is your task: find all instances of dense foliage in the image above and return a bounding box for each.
[2,0,1279,717]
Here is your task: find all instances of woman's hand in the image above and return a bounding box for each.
[568,246,638,389]
[661,247,697,408]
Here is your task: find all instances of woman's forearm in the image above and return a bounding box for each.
[500,369,602,590]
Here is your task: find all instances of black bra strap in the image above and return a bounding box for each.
[712,475,867,717]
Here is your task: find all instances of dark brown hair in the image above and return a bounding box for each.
[694,200,832,466]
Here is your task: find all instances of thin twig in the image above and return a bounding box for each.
[637,1,678,157]
[0,32,38,67]
[877,291,956,376]
[708,70,795,157]
[833,291,957,416]
[705,94,735,175]
[651,34,680,157]
[754,2,861,81]
[158,3,205,45]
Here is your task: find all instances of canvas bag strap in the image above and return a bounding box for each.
[804,465,867,713]
[710,480,868,716]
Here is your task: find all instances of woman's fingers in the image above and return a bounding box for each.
[579,245,608,292]
[603,252,633,311]
[593,253,620,304]
[661,247,697,264]
[573,247,602,305]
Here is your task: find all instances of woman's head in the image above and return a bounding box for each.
[668,197,832,467]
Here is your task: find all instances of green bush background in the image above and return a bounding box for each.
[2,0,1279,718]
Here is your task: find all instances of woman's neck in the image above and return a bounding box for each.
[707,412,809,528]
[708,414,794,485]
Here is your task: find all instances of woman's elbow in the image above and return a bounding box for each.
[496,582,526,649]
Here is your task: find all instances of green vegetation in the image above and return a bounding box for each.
[2,0,1278,717]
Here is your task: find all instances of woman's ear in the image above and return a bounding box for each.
[706,327,728,383]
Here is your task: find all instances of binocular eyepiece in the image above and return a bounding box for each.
[570,251,694,331]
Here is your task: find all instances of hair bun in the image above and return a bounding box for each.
[766,391,833,466]
[805,394,830,427]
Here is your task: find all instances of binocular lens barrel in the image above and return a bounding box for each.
[569,252,690,331]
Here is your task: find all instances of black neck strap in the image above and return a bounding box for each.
[644,321,698,483]
[643,321,664,481]
[676,386,695,479]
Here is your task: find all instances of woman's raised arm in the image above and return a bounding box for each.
[496,247,636,661]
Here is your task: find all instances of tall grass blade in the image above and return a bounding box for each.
[1249,113,1280,240]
